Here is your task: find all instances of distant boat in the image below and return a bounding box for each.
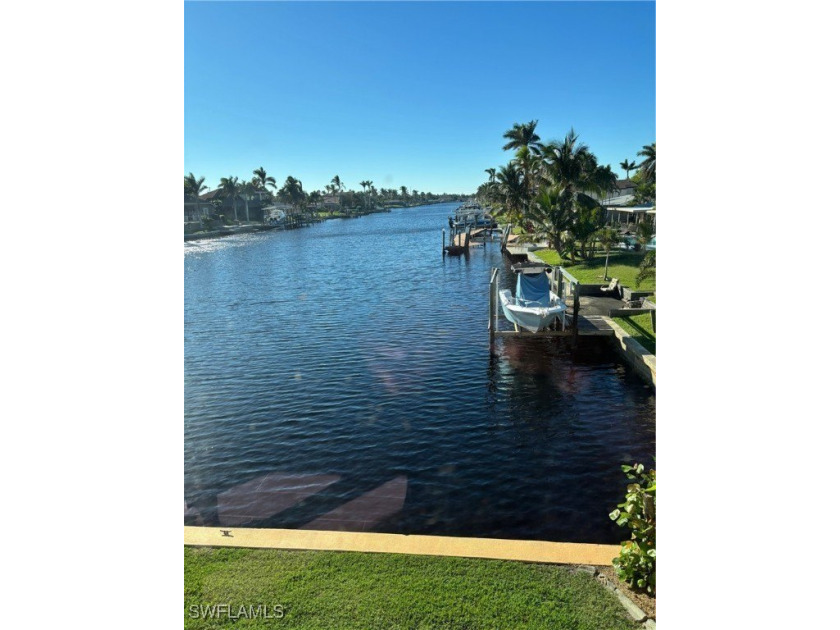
[499,264,567,333]
[451,199,495,229]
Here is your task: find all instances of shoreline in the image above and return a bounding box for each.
[185,200,459,242]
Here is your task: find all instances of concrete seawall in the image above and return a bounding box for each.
[604,319,656,387]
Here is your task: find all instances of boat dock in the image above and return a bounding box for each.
[492,314,614,338]
[488,264,656,386]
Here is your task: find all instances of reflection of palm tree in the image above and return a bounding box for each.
[219,176,240,221]
[637,143,656,182]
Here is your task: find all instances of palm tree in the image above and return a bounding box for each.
[237,180,257,223]
[331,175,345,209]
[219,176,240,222]
[637,143,656,182]
[359,180,373,209]
[523,186,575,261]
[484,167,497,183]
[597,226,620,280]
[184,173,208,220]
[539,129,617,260]
[399,185,408,201]
[502,120,541,153]
[282,176,306,210]
[252,166,277,192]
[635,219,655,250]
[619,159,638,181]
[636,250,655,286]
[495,161,528,229]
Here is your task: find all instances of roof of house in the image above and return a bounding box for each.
[616,179,636,190]
[199,188,229,200]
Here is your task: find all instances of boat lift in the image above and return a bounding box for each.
[488,264,582,346]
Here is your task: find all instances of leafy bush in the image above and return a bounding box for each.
[636,250,656,285]
[609,463,656,595]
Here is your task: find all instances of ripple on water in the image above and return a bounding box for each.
[184,205,655,542]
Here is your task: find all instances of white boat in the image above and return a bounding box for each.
[451,200,495,229]
[499,265,567,333]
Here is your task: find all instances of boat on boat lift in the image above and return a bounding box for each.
[499,263,567,333]
[450,200,495,229]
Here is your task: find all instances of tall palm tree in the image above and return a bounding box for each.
[502,120,541,153]
[539,129,617,260]
[484,167,497,183]
[238,180,256,223]
[399,185,408,201]
[541,129,617,202]
[331,175,345,209]
[219,176,240,222]
[619,159,638,181]
[359,180,373,209]
[637,143,656,182]
[252,166,277,192]
[184,173,208,220]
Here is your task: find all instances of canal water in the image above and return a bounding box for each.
[184,203,655,543]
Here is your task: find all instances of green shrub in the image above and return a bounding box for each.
[609,463,656,595]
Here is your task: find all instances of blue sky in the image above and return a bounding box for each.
[185,1,655,195]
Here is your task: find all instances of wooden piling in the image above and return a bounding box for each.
[442,229,445,256]
[489,268,497,346]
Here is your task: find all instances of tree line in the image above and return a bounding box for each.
[185,168,464,222]
[476,120,655,265]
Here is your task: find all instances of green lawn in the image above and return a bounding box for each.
[613,313,656,355]
[533,250,655,292]
[185,547,638,629]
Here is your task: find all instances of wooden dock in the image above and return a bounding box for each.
[493,315,613,338]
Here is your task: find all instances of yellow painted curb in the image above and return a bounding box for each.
[184,526,618,566]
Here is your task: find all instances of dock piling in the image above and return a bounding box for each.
[489,267,499,347]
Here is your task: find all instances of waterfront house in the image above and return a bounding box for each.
[199,188,257,222]
[320,195,341,212]
[184,196,215,222]
[601,179,637,206]
[603,205,656,230]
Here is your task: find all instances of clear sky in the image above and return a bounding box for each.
[185,1,655,195]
